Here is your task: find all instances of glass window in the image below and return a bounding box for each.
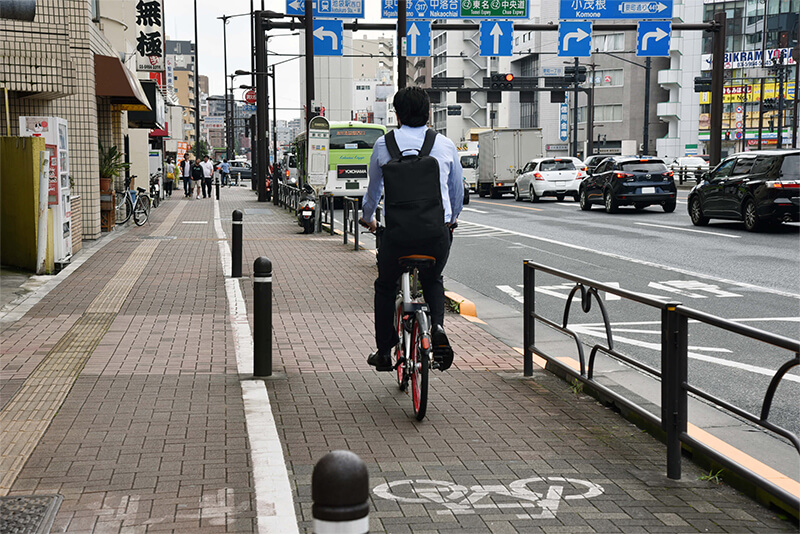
[750,156,776,174]
[329,128,384,150]
[593,33,625,52]
[780,155,799,180]
[713,158,738,179]
[732,157,756,175]
[594,69,623,87]
[620,161,668,172]
[539,159,576,171]
[461,156,478,169]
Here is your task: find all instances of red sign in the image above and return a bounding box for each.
[46,144,58,206]
[244,90,257,104]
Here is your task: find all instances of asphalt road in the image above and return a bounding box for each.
[441,190,800,437]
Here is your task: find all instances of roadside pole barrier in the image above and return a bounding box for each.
[253,257,273,377]
[232,210,243,278]
[216,177,220,200]
[312,450,369,534]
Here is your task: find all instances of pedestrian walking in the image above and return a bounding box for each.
[191,158,204,199]
[164,158,176,197]
[200,155,214,198]
[219,159,231,187]
[180,154,193,197]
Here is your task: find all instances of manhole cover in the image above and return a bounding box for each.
[0,495,63,534]
[140,236,177,240]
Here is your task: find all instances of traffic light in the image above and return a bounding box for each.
[694,76,712,93]
[564,66,587,84]
[490,73,514,90]
[763,98,777,110]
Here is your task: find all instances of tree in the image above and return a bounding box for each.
[192,138,210,160]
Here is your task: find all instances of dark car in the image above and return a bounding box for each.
[687,149,800,231]
[579,156,677,213]
[583,154,618,175]
[229,161,252,182]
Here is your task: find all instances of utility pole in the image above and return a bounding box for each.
[642,57,651,155]
[220,15,231,160]
[255,11,270,202]
[193,0,200,152]
[572,57,579,159]
[304,0,314,181]
[398,0,407,89]
[709,11,726,167]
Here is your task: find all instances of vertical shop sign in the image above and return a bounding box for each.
[135,0,164,71]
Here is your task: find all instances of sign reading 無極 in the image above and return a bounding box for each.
[135,0,164,71]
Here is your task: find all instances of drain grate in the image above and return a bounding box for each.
[0,495,63,534]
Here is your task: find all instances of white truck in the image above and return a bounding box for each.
[477,128,543,198]
[457,141,479,192]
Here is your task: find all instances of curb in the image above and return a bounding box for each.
[445,291,479,319]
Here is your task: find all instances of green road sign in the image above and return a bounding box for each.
[461,1,527,18]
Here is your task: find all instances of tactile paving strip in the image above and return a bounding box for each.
[0,495,63,534]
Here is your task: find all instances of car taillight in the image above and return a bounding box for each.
[576,171,584,179]
[767,181,800,188]
[664,171,674,179]
[614,172,633,180]
[534,173,544,181]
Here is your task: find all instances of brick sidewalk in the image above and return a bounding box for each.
[0,186,794,533]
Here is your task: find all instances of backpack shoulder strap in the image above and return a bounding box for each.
[419,128,438,157]
[384,130,402,160]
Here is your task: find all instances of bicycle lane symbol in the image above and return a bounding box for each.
[373,477,604,519]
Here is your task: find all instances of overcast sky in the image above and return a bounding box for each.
[165,0,389,121]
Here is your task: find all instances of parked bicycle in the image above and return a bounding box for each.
[115,175,151,226]
[149,170,161,208]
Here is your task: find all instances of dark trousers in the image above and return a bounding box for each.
[202,177,212,198]
[182,177,191,196]
[374,228,451,354]
[165,180,173,196]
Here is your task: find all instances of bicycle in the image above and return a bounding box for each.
[149,171,161,209]
[115,175,151,226]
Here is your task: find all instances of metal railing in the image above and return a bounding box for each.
[522,260,799,511]
[276,182,300,213]
[342,196,360,251]
[672,165,707,185]
[319,193,335,236]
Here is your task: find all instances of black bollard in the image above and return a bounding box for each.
[232,210,243,278]
[253,257,272,377]
[215,178,220,200]
[312,451,369,534]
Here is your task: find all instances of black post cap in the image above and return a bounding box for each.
[254,257,272,276]
[233,209,243,221]
[312,450,369,522]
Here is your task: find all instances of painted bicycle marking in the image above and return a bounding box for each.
[373,477,603,519]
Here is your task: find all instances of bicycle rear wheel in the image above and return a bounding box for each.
[133,196,150,226]
[116,193,133,224]
[394,298,407,390]
[410,319,428,421]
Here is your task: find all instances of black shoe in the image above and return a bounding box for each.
[367,351,393,372]
[431,325,454,371]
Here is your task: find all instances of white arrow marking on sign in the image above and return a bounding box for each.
[641,26,669,51]
[408,23,420,55]
[313,25,338,49]
[564,27,590,51]
[490,23,503,55]
[289,0,302,10]
[655,2,668,12]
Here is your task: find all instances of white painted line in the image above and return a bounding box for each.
[458,220,799,300]
[571,326,800,383]
[498,285,524,303]
[213,200,299,534]
[634,222,741,238]
[462,207,489,213]
[555,202,578,207]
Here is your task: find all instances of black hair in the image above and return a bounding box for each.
[393,87,429,127]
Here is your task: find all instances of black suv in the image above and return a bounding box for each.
[579,156,677,213]
[688,149,800,231]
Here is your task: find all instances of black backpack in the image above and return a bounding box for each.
[381,129,446,247]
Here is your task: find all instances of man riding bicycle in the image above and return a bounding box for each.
[360,87,464,372]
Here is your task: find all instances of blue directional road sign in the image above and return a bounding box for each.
[381,0,528,19]
[637,21,671,57]
[558,21,592,57]
[313,20,343,56]
[406,21,431,57]
[480,21,513,57]
[559,0,672,20]
[382,0,458,19]
[286,0,364,18]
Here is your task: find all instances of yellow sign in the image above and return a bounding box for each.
[699,82,795,104]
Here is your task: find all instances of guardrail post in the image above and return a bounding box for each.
[253,257,273,377]
[215,177,220,200]
[523,260,535,377]
[662,302,687,479]
[232,210,243,278]
[354,198,359,251]
[343,198,350,246]
[312,450,369,534]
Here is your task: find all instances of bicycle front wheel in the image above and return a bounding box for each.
[410,319,428,421]
[133,196,150,226]
[117,193,133,225]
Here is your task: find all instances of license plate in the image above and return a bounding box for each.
[641,187,655,194]
[302,211,312,216]
[345,182,359,189]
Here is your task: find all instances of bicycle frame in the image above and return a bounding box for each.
[396,267,434,421]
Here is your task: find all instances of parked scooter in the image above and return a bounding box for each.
[149,169,161,208]
[297,183,316,234]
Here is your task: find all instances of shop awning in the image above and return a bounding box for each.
[94,55,151,111]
